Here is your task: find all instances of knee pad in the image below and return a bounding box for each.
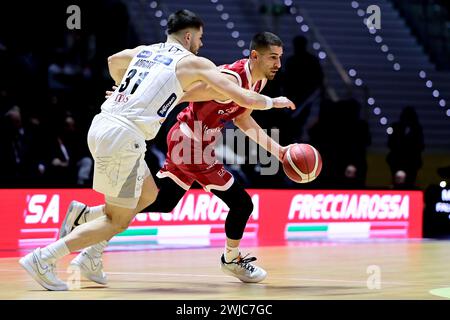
[230,192,254,217]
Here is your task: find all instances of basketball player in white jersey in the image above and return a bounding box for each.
[19,10,295,291]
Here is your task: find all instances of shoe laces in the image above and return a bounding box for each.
[235,253,257,273]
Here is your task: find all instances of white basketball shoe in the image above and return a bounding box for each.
[60,201,107,285]
[220,253,267,283]
[70,249,107,285]
[19,248,68,291]
[59,200,89,239]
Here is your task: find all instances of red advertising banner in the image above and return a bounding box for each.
[0,189,423,255]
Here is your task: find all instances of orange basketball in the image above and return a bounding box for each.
[282,143,322,183]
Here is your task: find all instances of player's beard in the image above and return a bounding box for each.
[266,70,278,80]
[190,43,199,55]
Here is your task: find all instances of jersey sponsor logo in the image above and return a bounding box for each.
[288,193,410,221]
[133,59,156,69]
[203,124,222,135]
[137,50,152,58]
[217,106,239,115]
[114,92,129,103]
[157,93,177,117]
[154,55,173,66]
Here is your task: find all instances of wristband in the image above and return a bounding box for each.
[262,95,273,110]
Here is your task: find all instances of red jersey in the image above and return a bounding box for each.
[158,59,267,191]
[176,59,267,143]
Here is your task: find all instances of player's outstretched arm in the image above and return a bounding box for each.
[180,73,238,103]
[107,45,146,85]
[192,57,296,111]
[179,81,225,103]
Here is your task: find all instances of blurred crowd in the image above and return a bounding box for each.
[0,2,426,190]
[0,0,138,187]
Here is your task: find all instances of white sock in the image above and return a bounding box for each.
[85,240,108,256]
[41,239,70,263]
[224,245,240,263]
[85,205,105,222]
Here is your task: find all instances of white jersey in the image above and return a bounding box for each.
[101,42,192,140]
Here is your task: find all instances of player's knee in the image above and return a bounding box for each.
[108,213,134,234]
[111,219,131,234]
[242,198,254,217]
[236,193,253,217]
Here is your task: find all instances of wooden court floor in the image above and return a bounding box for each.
[1,240,450,299]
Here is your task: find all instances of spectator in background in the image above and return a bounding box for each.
[48,50,74,93]
[308,99,335,187]
[341,164,359,188]
[256,36,325,149]
[0,0,137,188]
[391,170,407,189]
[284,35,324,107]
[0,106,43,186]
[335,99,371,188]
[309,99,371,188]
[387,106,424,189]
[282,35,324,143]
[42,113,92,187]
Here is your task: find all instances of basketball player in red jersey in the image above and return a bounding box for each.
[60,32,291,284]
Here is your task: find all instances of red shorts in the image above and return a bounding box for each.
[156,122,234,191]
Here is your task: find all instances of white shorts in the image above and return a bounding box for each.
[88,113,150,208]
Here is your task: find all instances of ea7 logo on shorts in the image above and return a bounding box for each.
[137,50,152,58]
[157,93,177,117]
[217,168,226,177]
[25,194,60,224]
[154,55,173,66]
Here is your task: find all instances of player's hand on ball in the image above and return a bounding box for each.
[279,144,296,162]
[105,85,118,99]
[272,96,296,110]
